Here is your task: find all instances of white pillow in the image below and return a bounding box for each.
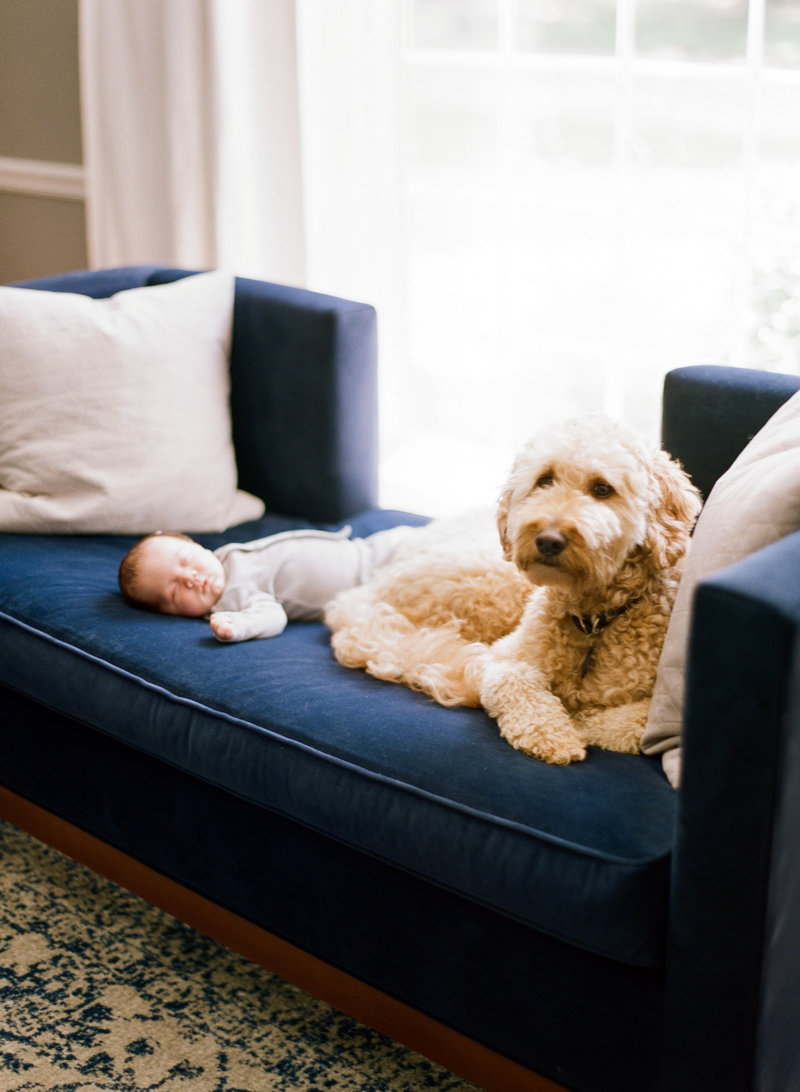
[643,388,800,786]
[0,271,264,533]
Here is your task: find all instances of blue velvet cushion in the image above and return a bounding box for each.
[0,514,675,969]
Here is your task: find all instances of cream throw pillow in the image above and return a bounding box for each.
[643,388,800,787]
[0,271,264,533]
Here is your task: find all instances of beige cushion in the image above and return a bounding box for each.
[0,271,264,533]
[643,389,800,786]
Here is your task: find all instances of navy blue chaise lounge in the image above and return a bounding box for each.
[2,266,800,1092]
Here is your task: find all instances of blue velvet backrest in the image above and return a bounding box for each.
[15,265,380,523]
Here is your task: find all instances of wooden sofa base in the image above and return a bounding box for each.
[0,785,566,1092]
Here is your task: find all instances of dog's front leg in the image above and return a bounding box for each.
[479,658,587,764]
[575,699,651,754]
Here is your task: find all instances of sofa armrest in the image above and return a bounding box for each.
[227,274,378,523]
[661,365,800,500]
[14,266,379,523]
[665,529,800,1091]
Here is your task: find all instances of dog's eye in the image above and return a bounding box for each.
[590,480,614,499]
[536,473,554,489]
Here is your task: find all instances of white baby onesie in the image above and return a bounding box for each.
[210,524,416,642]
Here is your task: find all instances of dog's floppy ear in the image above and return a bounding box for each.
[644,449,702,568]
[496,487,514,561]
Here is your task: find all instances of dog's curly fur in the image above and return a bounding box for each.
[326,416,701,764]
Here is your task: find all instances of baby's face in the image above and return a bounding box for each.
[134,536,225,617]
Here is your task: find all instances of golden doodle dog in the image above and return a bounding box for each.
[326,416,701,764]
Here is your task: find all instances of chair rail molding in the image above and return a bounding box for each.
[0,156,86,200]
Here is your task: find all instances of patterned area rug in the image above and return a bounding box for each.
[0,820,480,1092]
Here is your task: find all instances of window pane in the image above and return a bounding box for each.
[388,193,509,513]
[411,0,498,50]
[755,79,800,168]
[504,200,619,432]
[408,66,501,184]
[625,76,747,380]
[635,0,748,61]
[402,68,623,490]
[516,0,617,55]
[507,69,615,178]
[764,0,800,67]
[749,83,800,370]
[405,195,502,385]
[748,220,800,371]
[630,73,745,168]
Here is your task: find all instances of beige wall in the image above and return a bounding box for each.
[0,0,88,282]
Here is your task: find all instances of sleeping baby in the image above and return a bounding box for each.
[118,525,415,642]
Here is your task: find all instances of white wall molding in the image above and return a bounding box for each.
[0,156,85,200]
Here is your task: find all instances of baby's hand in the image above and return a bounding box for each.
[210,612,241,642]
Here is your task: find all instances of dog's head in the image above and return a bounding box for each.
[496,416,701,595]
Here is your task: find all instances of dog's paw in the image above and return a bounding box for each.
[576,699,651,754]
[479,660,586,764]
[502,717,587,764]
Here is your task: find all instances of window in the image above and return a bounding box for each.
[375,0,800,513]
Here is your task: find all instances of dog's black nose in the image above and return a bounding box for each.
[536,530,567,558]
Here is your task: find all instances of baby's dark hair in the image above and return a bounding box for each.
[118,531,195,609]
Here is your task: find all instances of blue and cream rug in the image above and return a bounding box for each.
[0,819,480,1091]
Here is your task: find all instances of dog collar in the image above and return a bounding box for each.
[571,598,640,677]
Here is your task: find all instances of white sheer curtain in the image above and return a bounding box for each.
[295,1,408,504]
[295,2,402,330]
[79,0,411,503]
[79,0,305,286]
